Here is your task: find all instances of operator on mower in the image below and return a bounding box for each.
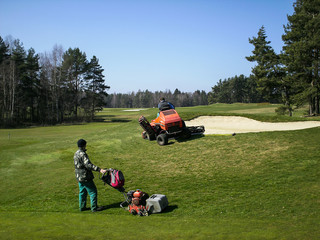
[158,97,175,111]
[156,97,175,118]
[74,139,107,212]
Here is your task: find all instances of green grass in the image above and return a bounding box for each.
[0,103,319,239]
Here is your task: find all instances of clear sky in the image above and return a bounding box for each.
[0,0,294,94]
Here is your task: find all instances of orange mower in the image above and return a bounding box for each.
[139,109,205,146]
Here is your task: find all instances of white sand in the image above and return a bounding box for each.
[185,116,320,134]
[122,109,147,112]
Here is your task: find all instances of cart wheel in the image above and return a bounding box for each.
[142,131,147,139]
[157,134,168,146]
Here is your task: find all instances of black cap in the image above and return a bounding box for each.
[77,139,87,148]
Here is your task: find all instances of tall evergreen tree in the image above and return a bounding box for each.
[83,56,109,119]
[0,37,9,64]
[23,48,40,121]
[282,0,320,115]
[61,48,87,118]
[51,44,64,123]
[11,39,27,122]
[200,90,208,105]
[232,75,247,103]
[0,37,10,123]
[246,26,281,102]
[208,78,233,104]
[245,75,264,103]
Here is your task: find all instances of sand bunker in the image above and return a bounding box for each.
[122,109,146,112]
[185,116,320,135]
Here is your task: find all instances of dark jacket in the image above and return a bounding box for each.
[74,147,100,182]
[158,100,175,111]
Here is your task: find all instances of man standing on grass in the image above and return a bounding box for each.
[74,139,107,212]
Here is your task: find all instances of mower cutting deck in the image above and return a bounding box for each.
[139,109,205,146]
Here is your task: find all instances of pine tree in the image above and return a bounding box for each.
[0,37,10,123]
[23,48,40,122]
[83,56,109,119]
[246,26,281,102]
[61,48,88,119]
[282,0,320,115]
[11,39,27,122]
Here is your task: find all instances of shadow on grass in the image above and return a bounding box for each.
[161,204,178,214]
[94,114,132,123]
[101,202,178,214]
[93,118,131,123]
[103,202,123,210]
[176,134,205,143]
[146,134,205,146]
[109,119,132,123]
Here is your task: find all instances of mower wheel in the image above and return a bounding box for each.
[157,134,168,146]
[147,133,156,141]
[182,128,191,139]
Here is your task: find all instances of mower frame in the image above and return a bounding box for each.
[139,109,204,146]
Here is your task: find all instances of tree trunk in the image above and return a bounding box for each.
[315,95,319,115]
[10,60,16,120]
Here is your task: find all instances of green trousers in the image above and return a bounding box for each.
[78,180,98,212]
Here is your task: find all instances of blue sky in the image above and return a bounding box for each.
[0,0,294,93]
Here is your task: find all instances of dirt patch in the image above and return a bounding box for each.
[185,116,320,135]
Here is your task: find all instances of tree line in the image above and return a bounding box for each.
[209,0,320,116]
[105,89,208,108]
[0,36,109,126]
[208,74,267,104]
[0,34,208,127]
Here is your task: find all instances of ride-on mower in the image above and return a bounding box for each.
[139,109,205,146]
